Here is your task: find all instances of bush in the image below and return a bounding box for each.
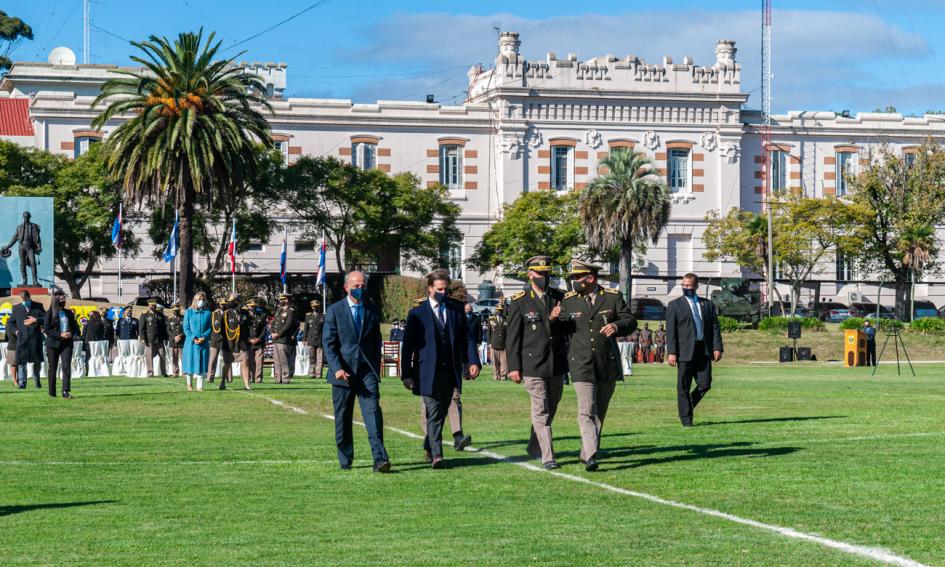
[909,316,945,334]
[758,316,825,332]
[879,319,903,332]
[718,315,742,333]
[377,275,427,322]
[840,317,865,330]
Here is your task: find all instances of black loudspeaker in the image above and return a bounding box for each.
[787,320,802,339]
[779,346,795,363]
[796,347,812,361]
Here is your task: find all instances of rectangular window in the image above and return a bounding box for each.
[448,243,463,280]
[439,145,462,190]
[274,140,289,164]
[75,137,99,159]
[352,142,376,170]
[904,152,916,168]
[551,146,573,191]
[836,253,855,283]
[770,150,788,193]
[246,242,264,252]
[668,148,690,193]
[294,240,315,252]
[836,152,857,196]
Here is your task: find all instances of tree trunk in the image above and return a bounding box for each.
[57,268,84,299]
[178,189,195,306]
[790,283,802,317]
[894,279,912,322]
[619,239,633,303]
[334,243,345,274]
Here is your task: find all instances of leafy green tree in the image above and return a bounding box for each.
[4,144,139,298]
[469,190,584,278]
[92,30,272,305]
[285,156,461,273]
[0,140,61,188]
[578,147,671,300]
[0,10,32,72]
[847,143,945,320]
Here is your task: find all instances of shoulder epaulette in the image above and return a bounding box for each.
[510,291,526,301]
[604,287,620,295]
[564,291,578,299]
[414,297,426,306]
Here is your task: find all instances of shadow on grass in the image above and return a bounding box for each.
[585,441,801,471]
[0,500,117,517]
[697,416,846,427]
[473,431,640,451]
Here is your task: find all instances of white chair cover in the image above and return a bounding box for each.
[113,339,147,377]
[295,347,310,376]
[163,342,179,375]
[212,353,242,378]
[618,342,633,376]
[87,341,111,377]
[0,342,8,380]
[26,361,49,378]
[71,345,86,379]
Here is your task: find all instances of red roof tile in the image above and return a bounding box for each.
[0,98,34,137]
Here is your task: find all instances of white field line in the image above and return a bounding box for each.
[254,393,928,567]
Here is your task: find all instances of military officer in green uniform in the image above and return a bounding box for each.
[207,298,229,383]
[139,298,169,377]
[488,303,508,381]
[270,293,298,384]
[303,299,325,378]
[506,255,570,469]
[246,298,267,383]
[219,294,248,391]
[551,260,636,471]
[166,305,185,376]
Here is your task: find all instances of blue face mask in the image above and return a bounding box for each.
[433,291,447,304]
[349,287,363,301]
[682,288,697,299]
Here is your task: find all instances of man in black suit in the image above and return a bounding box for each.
[11,289,45,389]
[401,269,481,468]
[322,270,391,473]
[665,273,724,427]
[43,289,79,398]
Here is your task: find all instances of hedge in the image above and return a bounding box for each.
[909,316,945,334]
[758,316,825,332]
[718,315,742,333]
[839,317,865,330]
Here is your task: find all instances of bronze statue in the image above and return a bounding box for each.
[1,211,42,286]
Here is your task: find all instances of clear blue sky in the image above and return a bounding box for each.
[8,0,945,114]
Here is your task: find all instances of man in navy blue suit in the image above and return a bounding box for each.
[322,270,391,473]
[401,269,481,468]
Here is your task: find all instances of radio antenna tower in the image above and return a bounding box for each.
[83,0,90,64]
[762,0,774,314]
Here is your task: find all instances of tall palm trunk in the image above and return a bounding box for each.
[619,239,633,303]
[178,189,195,305]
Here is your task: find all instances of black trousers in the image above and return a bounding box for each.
[331,370,389,468]
[866,340,877,366]
[422,368,456,459]
[46,344,73,396]
[677,342,712,425]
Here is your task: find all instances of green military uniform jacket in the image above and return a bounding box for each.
[557,286,636,383]
[166,315,184,348]
[248,309,268,350]
[303,312,324,347]
[270,305,297,345]
[488,313,507,350]
[506,287,569,378]
[223,308,242,353]
[139,309,167,347]
[210,309,226,350]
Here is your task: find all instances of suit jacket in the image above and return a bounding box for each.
[402,298,481,397]
[43,308,79,349]
[6,222,41,251]
[665,295,724,362]
[12,301,45,363]
[322,298,382,388]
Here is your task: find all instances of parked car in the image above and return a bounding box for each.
[810,301,849,321]
[630,297,666,321]
[912,300,938,320]
[849,302,895,319]
[826,308,852,323]
[762,302,809,317]
[470,298,502,315]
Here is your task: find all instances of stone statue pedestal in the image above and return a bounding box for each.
[12,286,49,296]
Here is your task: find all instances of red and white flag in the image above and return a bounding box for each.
[227,219,237,273]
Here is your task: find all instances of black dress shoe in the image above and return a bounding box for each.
[543,460,561,470]
[431,456,445,469]
[35,382,42,389]
[582,458,599,472]
[62,392,72,399]
[374,461,391,473]
[453,434,472,451]
[681,422,694,427]
[208,377,214,382]
[339,464,351,470]
[423,450,433,463]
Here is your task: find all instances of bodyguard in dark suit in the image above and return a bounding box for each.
[11,289,45,389]
[322,270,391,473]
[43,290,79,398]
[665,273,724,427]
[552,260,636,471]
[401,269,481,468]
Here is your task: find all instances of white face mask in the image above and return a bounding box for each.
[196,300,205,309]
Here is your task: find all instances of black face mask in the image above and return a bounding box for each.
[433,291,447,304]
[531,275,549,290]
[574,279,592,295]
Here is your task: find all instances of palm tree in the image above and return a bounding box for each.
[900,224,935,320]
[92,30,272,304]
[579,147,671,301]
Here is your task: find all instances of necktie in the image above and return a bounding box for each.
[691,297,704,340]
[438,303,446,326]
[353,304,363,337]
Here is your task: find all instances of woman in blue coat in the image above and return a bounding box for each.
[182,292,212,391]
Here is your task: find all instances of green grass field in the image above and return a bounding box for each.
[1,362,943,566]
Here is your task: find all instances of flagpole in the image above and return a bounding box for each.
[231,218,237,295]
[282,225,288,295]
[321,230,327,308]
[117,202,123,304]
[173,256,177,305]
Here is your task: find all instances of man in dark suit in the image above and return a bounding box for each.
[665,273,724,427]
[401,269,481,468]
[2,211,42,286]
[11,289,45,389]
[43,289,79,398]
[506,255,569,469]
[322,270,391,473]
